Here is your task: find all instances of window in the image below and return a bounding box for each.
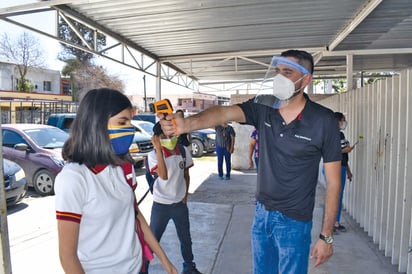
[62,82,71,95]
[2,130,27,147]
[43,81,52,91]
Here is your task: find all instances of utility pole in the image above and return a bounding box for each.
[143,75,147,112]
[0,124,12,274]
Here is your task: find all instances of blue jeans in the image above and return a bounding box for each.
[336,166,347,222]
[150,201,194,264]
[251,202,312,274]
[216,145,231,178]
[254,157,259,171]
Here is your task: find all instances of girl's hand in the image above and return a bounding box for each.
[151,135,162,151]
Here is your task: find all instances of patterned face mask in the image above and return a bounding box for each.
[160,136,178,150]
[108,125,135,155]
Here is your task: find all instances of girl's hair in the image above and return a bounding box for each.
[62,88,133,166]
[334,112,345,121]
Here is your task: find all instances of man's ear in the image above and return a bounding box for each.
[302,74,312,88]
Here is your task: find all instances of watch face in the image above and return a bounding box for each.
[325,236,333,244]
[320,233,334,244]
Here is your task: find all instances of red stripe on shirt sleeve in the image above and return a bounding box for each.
[56,211,82,223]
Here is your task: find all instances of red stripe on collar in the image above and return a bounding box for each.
[88,164,107,174]
[161,146,182,158]
[276,109,303,120]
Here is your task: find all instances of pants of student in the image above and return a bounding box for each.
[336,165,347,223]
[216,145,231,178]
[254,157,259,171]
[150,201,194,264]
[251,202,312,274]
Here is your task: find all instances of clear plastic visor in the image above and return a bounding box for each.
[254,56,310,109]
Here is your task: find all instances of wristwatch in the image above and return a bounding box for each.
[319,233,334,244]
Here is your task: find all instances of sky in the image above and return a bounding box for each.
[0,0,197,97]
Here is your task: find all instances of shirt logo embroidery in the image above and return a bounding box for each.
[294,134,312,141]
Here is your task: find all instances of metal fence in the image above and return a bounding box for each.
[318,67,412,273]
[0,100,78,124]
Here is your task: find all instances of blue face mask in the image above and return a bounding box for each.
[108,125,135,155]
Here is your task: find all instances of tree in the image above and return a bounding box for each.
[65,62,125,101]
[57,17,106,63]
[58,18,124,101]
[0,32,46,91]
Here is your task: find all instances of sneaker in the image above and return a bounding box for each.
[182,262,202,274]
[224,176,230,180]
[218,176,224,180]
[335,224,347,232]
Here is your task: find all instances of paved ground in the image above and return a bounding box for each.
[6,155,404,274]
[139,156,403,274]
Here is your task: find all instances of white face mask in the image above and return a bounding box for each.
[272,74,296,100]
[340,121,347,130]
[272,74,304,101]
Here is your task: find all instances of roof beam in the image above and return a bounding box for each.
[159,47,326,62]
[328,0,382,51]
[323,48,412,56]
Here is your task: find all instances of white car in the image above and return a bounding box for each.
[131,120,155,137]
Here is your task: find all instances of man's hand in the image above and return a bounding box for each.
[310,239,333,268]
[248,158,254,168]
[158,113,184,136]
[347,169,353,181]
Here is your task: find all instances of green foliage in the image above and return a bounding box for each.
[61,59,82,76]
[332,79,346,93]
[15,78,34,92]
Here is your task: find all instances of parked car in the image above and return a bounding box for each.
[133,113,216,157]
[129,131,154,168]
[1,124,68,196]
[46,113,76,132]
[131,120,154,137]
[190,128,216,157]
[46,113,153,168]
[3,158,27,206]
[133,113,157,124]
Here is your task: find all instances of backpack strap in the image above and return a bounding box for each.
[178,144,186,167]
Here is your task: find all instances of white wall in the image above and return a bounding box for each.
[0,62,61,93]
[318,68,412,273]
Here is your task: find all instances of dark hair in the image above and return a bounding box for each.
[62,88,133,166]
[334,112,345,121]
[281,49,314,74]
[153,122,163,136]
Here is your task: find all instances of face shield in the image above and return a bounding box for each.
[254,56,311,109]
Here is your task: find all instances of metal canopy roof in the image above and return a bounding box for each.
[1,0,412,92]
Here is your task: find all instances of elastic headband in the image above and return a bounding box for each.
[271,56,311,75]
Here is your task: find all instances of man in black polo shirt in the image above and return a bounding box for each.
[159,50,341,274]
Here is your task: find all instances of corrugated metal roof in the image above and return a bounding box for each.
[1,0,412,87]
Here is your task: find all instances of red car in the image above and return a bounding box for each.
[1,124,68,196]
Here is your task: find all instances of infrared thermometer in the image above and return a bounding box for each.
[151,99,176,135]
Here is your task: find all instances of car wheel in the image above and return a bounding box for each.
[33,169,55,196]
[191,139,204,157]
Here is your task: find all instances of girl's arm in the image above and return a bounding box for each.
[136,209,178,274]
[151,135,168,180]
[57,220,85,274]
[248,138,256,168]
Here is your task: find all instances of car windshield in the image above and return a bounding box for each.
[139,123,154,135]
[24,127,69,148]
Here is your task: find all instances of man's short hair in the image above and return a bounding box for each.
[281,50,314,74]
